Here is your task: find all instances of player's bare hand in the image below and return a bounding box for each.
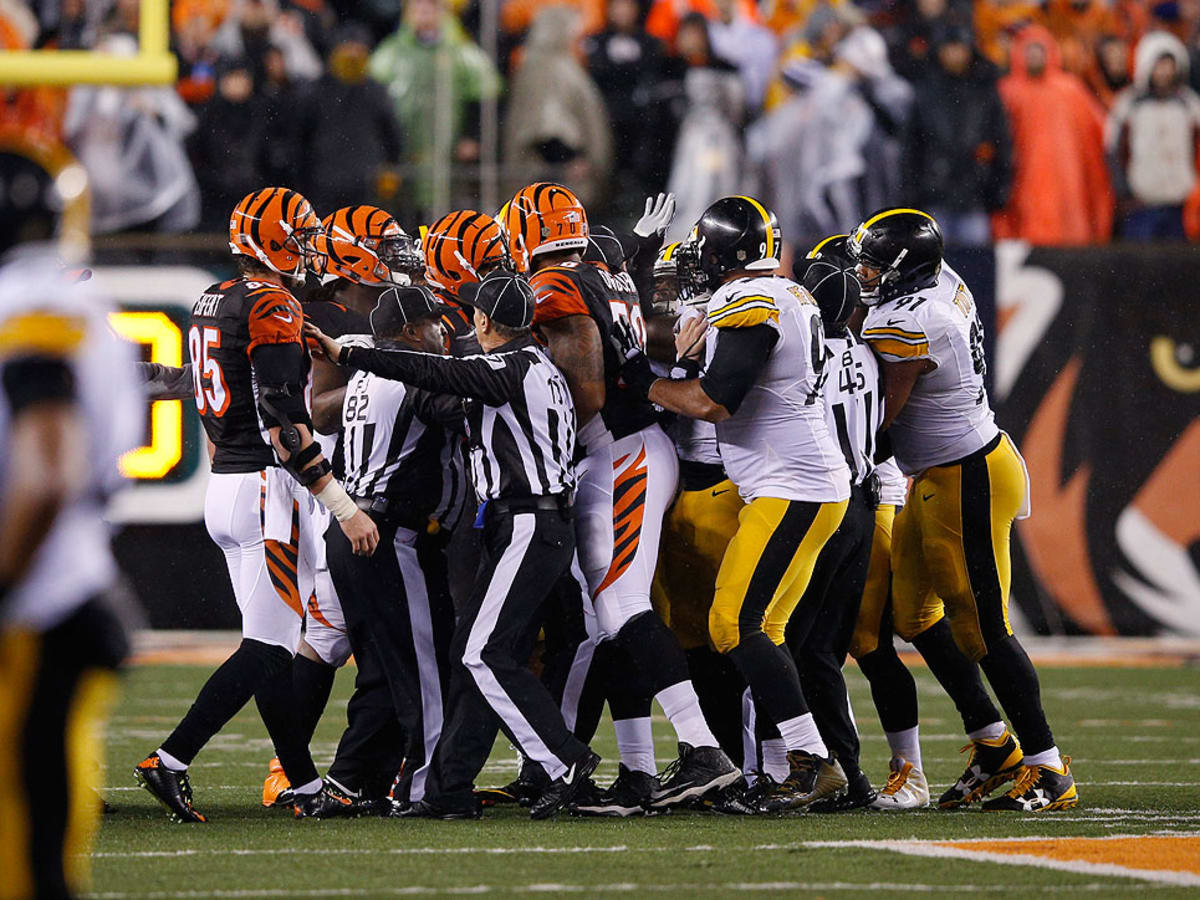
[303,322,344,363]
[675,315,707,362]
[340,509,379,556]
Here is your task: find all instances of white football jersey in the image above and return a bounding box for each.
[0,252,141,631]
[670,306,721,466]
[704,275,850,504]
[875,457,908,508]
[862,263,999,474]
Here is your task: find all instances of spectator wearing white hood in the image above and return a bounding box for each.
[1106,30,1200,240]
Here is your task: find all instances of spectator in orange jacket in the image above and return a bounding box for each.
[644,0,761,45]
[993,24,1113,244]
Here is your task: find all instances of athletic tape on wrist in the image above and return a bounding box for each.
[314,480,359,522]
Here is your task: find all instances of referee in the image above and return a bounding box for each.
[306,269,600,821]
[303,285,469,817]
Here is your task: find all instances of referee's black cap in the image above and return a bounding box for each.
[458,268,535,329]
[803,259,861,328]
[370,284,451,337]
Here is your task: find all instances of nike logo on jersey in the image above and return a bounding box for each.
[886,318,908,327]
[274,312,295,324]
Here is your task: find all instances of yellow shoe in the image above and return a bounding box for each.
[938,729,1023,808]
[262,757,294,808]
[982,756,1079,811]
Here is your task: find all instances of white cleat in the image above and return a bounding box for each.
[870,757,930,810]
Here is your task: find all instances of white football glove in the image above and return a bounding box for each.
[633,193,676,239]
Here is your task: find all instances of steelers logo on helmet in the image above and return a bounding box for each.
[848,208,943,306]
[682,195,781,293]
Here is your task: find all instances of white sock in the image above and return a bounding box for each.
[775,712,828,758]
[967,721,1007,742]
[656,681,718,749]
[762,738,788,781]
[293,777,323,797]
[155,749,187,772]
[885,726,922,770]
[1024,747,1063,770]
[614,717,656,775]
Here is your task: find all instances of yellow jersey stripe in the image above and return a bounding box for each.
[807,233,848,259]
[710,306,779,329]
[708,293,777,318]
[867,337,930,359]
[0,312,86,356]
[862,326,928,342]
[736,195,774,260]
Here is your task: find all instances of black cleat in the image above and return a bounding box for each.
[476,759,550,808]
[982,757,1078,812]
[134,754,206,823]
[394,798,482,820]
[705,774,777,815]
[648,743,741,810]
[808,766,877,813]
[571,764,660,817]
[530,751,601,820]
[293,782,366,819]
[757,751,847,813]
[939,729,1024,808]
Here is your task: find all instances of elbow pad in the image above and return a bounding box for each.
[258,383,312,454]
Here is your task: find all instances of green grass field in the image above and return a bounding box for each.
[91,660,1200,898]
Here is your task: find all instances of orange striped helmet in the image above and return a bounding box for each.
[229,187,321,277]
[313,204,422,286]
[502,182,588,273]
[424,209,510,295]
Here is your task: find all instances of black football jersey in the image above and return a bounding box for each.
[302,299,370,341]
[189,277,308,473]
[530,260,657,450]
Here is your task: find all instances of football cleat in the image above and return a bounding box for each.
[530,751,601,820]
[982,757,1078,812]
[647,743,741,810]
[293,782,366,819]
[134,754,207,823]
[262,757,294,808]
[870,757,930,810]
[809,765,877,813]
[571,764,660,817]
[476,759,550,808]
[939,729,1024,808]
[705,774,776,815]
[757,751,847,813]
[392,798,482,820]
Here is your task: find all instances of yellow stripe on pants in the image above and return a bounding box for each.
[0,629,41,900]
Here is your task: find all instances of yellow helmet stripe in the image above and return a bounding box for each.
[660,241,680,262]
[854,208,934,243]
[735,195,774,261]
[807,233,848,259]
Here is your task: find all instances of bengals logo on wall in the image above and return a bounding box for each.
[994,244,1200,636]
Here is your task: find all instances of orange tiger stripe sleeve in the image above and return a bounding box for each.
[530,268,590,324]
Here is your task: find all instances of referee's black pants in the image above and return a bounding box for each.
[325,519,455,803]
[425,503,593,812]
[782,484,875,772]
[0,596,128,899]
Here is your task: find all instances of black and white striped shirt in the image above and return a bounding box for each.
[341,367,469,531]
[342,335,576,501]
[822,331,884,487]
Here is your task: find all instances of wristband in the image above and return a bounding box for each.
[338,344,353,366]
[314,479,359,522]
[671,358,701,380]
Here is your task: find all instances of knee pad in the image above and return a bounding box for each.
[708,600,741,655]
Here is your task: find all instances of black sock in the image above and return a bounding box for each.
[256,664,321,788]
[292,655,337,745]
[727,632,808,725]
[615,611,691,695]
[979,634,1055,755]
[857,644,919,734]
[161,639,290,765]
[685,647,746,766]
[911,618,1001,734]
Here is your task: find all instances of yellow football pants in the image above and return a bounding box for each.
[651,478,745,651]
[891,433,1027,661]
[709,497,848,653]
[848,503,900,660]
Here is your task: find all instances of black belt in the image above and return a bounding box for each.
[353,495,430,532]
[679,459,727,492]
[935,432,1003,470]
[486,493,572,519]
[850,478,879,511]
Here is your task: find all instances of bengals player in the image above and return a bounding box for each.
[260,204,423,811]
[423,208,511,357]
[502,183,737,813]
[135,188,379,823]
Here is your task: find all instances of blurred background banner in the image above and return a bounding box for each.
[994,244,1200,638]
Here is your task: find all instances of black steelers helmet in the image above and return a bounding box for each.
[792,232,855,284]
[582,224,627,270]
[677,195,781,293]
[803,259,860,334]
[848,208,943,306]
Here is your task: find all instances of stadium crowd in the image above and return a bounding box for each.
[5,0,1200,244]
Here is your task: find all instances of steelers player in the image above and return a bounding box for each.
[618,196,853,811]
[853,208,1077,812]
[0,169,141,896]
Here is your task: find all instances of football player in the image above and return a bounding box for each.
[504,182,739,811]
[262,204,424,808]
[618,196,853,812]
[423,208,512,357]
[853,208,1077,812]
[135,188,379,823]
[0,181,141,896]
